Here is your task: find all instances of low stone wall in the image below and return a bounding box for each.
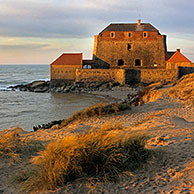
[140,69,178,83]
[166,62,194,70]
[51,67,179,85]
[51,65,81,81]
[76,69,125,85]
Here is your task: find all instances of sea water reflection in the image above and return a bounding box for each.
[0,91,107,131]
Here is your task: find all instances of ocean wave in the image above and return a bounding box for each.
[0,86,9,91]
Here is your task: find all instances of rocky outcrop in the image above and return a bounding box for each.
[9,81,50,93]
[9,80,122,93]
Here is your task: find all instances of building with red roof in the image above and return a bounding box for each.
[166,49,191,69]
[51,53,82,81]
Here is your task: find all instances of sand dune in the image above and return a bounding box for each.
[1,73,194,193]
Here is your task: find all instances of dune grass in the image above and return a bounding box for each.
[19,124,151,191]
[61,102,131,128]
[33,102,131,131]
[0,128,44,165]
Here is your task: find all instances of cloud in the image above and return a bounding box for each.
[1,0,194,39]
[0,0,194,63]
[0,43,49,51]
[0,0,162,38]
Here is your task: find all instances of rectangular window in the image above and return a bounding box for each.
[128,32,132,38]
[127,43,133,51]
[110,32,115,38]
[143,32,148,38]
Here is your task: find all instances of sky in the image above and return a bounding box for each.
[0,0,194,64]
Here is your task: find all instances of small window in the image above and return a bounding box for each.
[143,32,148,38]
[135,59,141,66]
[118,59,124,66]
[83,65,92,69]
[100,33,102,37]
[127,43,133,51]
[128,32,132,38]
[110,32,115,38]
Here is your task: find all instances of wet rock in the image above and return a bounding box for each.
[34,86,49,93]
[31,81,46,88]
[9,80,50,93]
[9,80,127,95]
[63,88,70,93]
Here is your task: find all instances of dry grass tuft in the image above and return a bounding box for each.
[19,125,151,191]
[0,127,44,165]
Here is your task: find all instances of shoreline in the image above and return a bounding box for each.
[0,86,138,132]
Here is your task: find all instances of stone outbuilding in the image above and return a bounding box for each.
[166,49,192,69]
[50,53,82,81]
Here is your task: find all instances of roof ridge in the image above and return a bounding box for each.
[100,22,158,33]
[167,51,191,63]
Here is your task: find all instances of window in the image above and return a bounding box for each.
[110,32,115,38]
[100,33,102,37]
[128,32,132,38]
[143,32,148,38]
[135,59,141,66]
[118,59,124,66]
[83,65,91,69]
[127,43,133,51]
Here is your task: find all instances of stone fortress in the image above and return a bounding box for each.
[50,19,193,85]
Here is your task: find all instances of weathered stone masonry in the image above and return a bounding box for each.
[93,29,166,69]
[140,69,178,83]
[76,69,125,85]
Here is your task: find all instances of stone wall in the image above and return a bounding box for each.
[51,65,81,80]
[75,69,125,85]
[166,62,192,70]
[140,69,178,83]
[51,67,178,85]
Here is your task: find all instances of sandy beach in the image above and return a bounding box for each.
[1,74,194,193]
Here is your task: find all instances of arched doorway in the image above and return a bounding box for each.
[135,59,141,67]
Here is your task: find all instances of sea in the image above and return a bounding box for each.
[0,65,107,131]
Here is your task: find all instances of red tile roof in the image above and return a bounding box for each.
[166,50,191,63]
[51,53,82,66]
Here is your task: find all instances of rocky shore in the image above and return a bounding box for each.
[8,80,139,94]
[9,80,143,104]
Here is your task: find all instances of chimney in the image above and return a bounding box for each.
[177,49,180,52]
[137,19,141,26]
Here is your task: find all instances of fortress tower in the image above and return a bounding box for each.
[93,19,167,69]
